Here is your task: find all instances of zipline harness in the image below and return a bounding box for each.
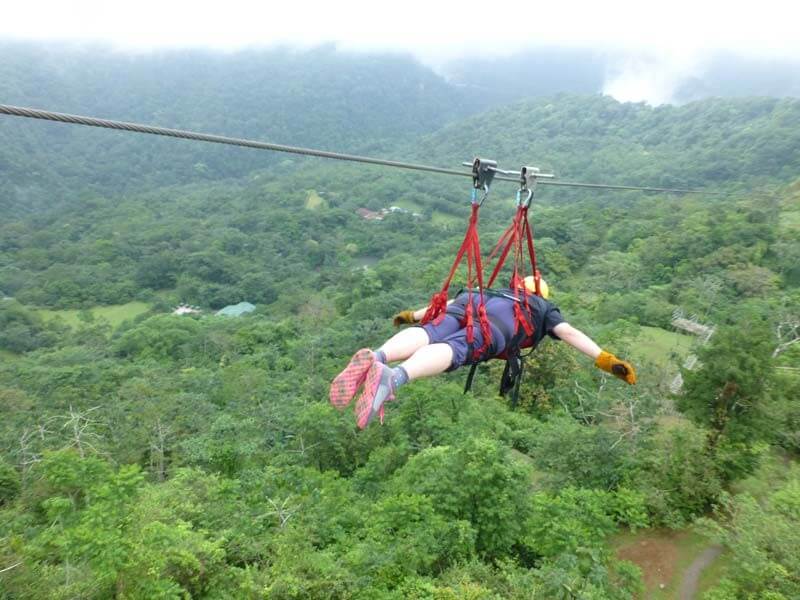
[422,159,547,407]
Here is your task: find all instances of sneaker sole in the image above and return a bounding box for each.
[355,363,395,429]
[355,363,383,429]
[329,348,374,409]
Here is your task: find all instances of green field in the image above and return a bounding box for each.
[37,302,151,329]
[392,198,461,226]
[391,198,423,212]
[780,209,800,231]
[430,212,461,226]
[0,349,18,362]
[304,189,328,210]
[630,326,694,368]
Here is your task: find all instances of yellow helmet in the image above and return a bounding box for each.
[523,275,549,299]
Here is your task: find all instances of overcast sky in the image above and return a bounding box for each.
[2,0,799,104]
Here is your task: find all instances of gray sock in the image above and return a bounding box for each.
[392,366,409,389]
[374,349,387,364]
[366,365,409,427]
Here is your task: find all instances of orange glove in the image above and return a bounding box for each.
[595,350,637,385]
[392,310,418,327]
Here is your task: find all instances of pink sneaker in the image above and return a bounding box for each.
[355,362,396,430]
[329,348,374,409]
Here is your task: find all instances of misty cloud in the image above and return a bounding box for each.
[602,53,707,105]
[3,0,800,105]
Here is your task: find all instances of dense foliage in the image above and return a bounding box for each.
[1,48,798,598]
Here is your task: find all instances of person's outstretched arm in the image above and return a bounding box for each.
[393,299,455,326]
[551,322,602,359]
[552,322,637,384]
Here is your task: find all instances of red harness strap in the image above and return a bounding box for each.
[421,202,492,358]
[486,204,542,338]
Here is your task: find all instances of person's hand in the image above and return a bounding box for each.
[392,310,418,327]
[595,350,637,384]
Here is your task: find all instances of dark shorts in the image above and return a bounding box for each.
[420,311,509,371]
[419,290,563,370]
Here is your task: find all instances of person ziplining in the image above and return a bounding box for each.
[331,276,636,429]
[330,160,637,429]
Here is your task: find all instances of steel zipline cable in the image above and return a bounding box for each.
[0,103,725,196]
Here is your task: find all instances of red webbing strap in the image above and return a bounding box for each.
[487,221,515,265]
[487,206,525,288]
[421,205,492,356]
[485,204,542,338]
[487,230,512,288]
[523,214,541,296]
[469,218,492,357]
[420,205,477,325]
[511,209,534,337]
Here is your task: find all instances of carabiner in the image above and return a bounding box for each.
[516,187,533,208]
[518,165,538,208]
[472,184,490,206]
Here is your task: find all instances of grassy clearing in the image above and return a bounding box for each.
[391,199,423,212]
[393,198,461,226]
[0,349,18,362]
[304,190,328,210]
[629,326,694,370]
[353,255,381,269]
[614,529,721,599]
[431,212,461,226]
[780,210,800,231]
[37,302,150,329]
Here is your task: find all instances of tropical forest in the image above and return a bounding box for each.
[0,42,799,599]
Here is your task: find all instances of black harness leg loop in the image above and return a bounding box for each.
[464,362,479,394]
[509,355,526,410]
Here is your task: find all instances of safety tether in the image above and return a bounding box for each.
[421,158,496,360]
[486,166,543,338]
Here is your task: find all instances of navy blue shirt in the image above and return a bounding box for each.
[446,288,565,350]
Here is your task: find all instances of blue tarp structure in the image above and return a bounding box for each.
[215,302,256,317]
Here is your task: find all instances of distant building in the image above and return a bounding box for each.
[356,208,383,221]
[215,302,256,317]
[173,304,202,316]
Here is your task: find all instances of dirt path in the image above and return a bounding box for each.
[678,545,723,600]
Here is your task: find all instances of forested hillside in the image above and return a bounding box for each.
[412,95,800,188]
[0,42,484,213]
[1,49,799,599]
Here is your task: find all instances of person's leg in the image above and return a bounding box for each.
[341,308,487,427]
[355,315,506,429]
[376,326,430,363]
[399,343,454,380]
[331,317,461,410]
[354,340,455,429]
